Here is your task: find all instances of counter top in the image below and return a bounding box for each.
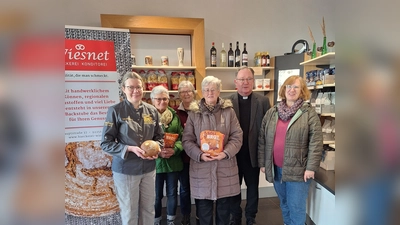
[314,168,335,194]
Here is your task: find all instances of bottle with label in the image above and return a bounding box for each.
[235,41,240,67]
[261,52,267,67]
[220,43,227,67]
[242,43,248,66]
[228,43,234,67]
[256,52,262,67]
[210,42,217,67]
[266,51,270,66]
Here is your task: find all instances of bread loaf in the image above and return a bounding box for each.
[140,140,161,157]
[65,141,119,217]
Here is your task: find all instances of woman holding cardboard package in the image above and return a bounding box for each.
[258,75,323,225]
[151,85,184,225]
[182,76,243,225]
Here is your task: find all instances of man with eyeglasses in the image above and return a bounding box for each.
[229,66,271,225]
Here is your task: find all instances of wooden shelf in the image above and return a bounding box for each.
[206,66,274,72]
[320,113,335,118]
[300,52,335,66]
[219,88,273,93]
[143,90,179,94]
[307,83,335,90]
[132,66,196,70]
[323,140,335,144]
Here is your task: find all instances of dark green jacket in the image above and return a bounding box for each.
[156,107,184,173]
[258,102,323,182]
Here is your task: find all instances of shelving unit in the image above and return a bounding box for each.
[101,14,206,96]
[205,62,275,106]
[205,66,274,72]
[300,52,335,66]
[132,66,196,70]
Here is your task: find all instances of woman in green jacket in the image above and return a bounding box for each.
[258,75,323,225]
[151,85,184,225]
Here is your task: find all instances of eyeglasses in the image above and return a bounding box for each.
[152,98,169,102]
[179,90,193,95]
[286,85,300,90]
[125,86,142,91]
[236,78,254,83]
[203,89,217,93]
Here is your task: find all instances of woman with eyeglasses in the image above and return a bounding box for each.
[182,76,243,225]
[151,85,184,225]
[258,75,323,225]
[101,72,164,225]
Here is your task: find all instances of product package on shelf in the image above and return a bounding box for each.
[133,68,195,92]
[157,69,168,89]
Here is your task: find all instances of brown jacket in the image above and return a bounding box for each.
[182,98,243,200]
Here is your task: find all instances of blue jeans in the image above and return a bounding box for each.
[179,162,191,215]
[155,171,179,219]
[273,166,310,225]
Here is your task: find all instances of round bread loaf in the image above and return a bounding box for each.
[65,141,119,217]
[140,140,161,157]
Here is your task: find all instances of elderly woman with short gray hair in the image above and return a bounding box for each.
[182,76,243,225]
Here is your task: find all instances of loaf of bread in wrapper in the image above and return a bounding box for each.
[200,130,224,156]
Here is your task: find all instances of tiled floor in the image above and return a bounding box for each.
[164,197,284,225]
[65,197,284,225]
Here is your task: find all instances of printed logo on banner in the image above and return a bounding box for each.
[65,39,117,71]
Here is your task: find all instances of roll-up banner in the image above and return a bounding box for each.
[65,25,131,219]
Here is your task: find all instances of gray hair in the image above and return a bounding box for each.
[150,85,169,99]
[178,80,196,95]
[235,66,254,77]
[201,76,222,91]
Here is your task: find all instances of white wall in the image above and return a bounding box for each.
[65,0,335,64]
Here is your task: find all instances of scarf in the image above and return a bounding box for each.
[277,98,304,121]
[203,98,220,112]
[159,108,173,129]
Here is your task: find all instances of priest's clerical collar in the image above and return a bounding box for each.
[238,92,252,100]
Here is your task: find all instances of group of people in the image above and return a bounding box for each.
[101,66,323,225]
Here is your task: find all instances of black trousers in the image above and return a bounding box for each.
[230,157,260,220]
[196,197,231,225]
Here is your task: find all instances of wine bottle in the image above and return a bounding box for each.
[235,41,240,67]
[266,51,270,66]
[242,43,248,66]
[210,42,217,67]
[228,43,234,67]
[220,43,227,67]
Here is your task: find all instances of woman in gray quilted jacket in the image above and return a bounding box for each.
[258,75,323,225]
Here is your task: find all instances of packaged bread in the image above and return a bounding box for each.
[164,133,179,148]
[186,71,195,86]
[179,72,187,84]
[157,69,168,89]
[171,72,179,90]
[200,130,225,156]
[139,70,147,90]
[140,140,161,157]
[169,99,176,108]
[147,70,158,90]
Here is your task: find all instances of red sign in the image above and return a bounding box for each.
[65,39,116,71]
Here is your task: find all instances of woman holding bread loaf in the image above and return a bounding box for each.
[182,76,243,225]
[101,72,164,225]
[151,85,184,225]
